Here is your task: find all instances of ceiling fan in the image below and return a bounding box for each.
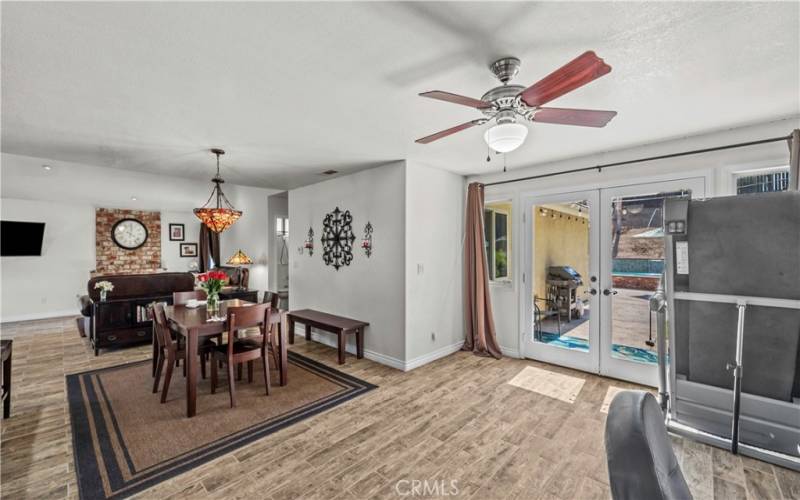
[415,51,617,153]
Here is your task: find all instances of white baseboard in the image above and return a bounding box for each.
[299,328,463,372]
[0,309,80,324]
[500,346,521,358]
[305,330,406,371]
[404,341,464,371]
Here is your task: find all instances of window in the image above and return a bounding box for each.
[735,167,789,194]
[276,216,289,236]
[484,201,512,282]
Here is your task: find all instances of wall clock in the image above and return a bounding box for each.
[321,207,355,270]
[111,218,148,250]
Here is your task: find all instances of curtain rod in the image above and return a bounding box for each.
[484,134,792,187]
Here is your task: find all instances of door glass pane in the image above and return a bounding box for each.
[484,209,494,280]
[494,212,508,279]
[532,201,591,352]
[608,191,686,364]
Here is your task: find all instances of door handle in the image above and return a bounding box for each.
[603,289,618,296]
[589,289,598,296]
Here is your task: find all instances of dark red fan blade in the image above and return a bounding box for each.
[415,120,481,144]
[419,91,491,109]
[519,51,611,107]
[532,108,617,127]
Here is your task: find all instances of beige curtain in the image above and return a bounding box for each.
[463,183,502,359]
[789,129,799,191]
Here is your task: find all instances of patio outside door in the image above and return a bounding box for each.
[522,189,601,375]
[523,177,706,386]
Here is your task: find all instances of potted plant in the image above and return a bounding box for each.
[197,270,227,313]
[94,281,114,302]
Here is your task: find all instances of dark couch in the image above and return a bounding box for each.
[79,272,196,316]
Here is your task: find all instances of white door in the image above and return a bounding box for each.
[522,177,705,386]
[522,189,601,374]
[598,177,706,386]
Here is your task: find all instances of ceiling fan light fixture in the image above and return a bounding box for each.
[483,122,528,153]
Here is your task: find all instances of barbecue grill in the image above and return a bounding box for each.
[546,266,584,321]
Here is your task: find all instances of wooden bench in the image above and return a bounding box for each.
[286,309,368,364]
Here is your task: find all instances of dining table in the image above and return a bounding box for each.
[164,299,288,418]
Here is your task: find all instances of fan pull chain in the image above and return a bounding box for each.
[503,153,507,173]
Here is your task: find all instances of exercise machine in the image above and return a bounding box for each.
[655,191,800,471]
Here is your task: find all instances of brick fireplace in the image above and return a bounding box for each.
[95,208,161,274]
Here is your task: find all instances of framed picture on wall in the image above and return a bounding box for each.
[169,223,185,241]
[180,243,198,257]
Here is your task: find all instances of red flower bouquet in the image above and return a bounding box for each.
[198,270,228,312]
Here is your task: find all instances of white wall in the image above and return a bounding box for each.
[289,162,407,367]
[404,161,465,368]
[161,211,203,273]
[0,198,95,321]
[469,117,800,356]
[0,153,277,321]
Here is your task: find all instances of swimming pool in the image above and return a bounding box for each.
[612,272,661,278]
[536,331,662,364]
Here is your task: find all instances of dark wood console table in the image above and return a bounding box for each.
[219,288,258,303]
[286,309,368,364]
[92,296,170,355]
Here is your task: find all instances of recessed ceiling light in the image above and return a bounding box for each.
[42,165,52,171]
[130,196,138,201]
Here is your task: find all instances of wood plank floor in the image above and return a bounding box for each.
[1,316,798,499]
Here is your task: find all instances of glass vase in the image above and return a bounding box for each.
[100,290,107,302]
[206,292,220,314]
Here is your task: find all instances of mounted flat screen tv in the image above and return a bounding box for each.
[1,221,46,256]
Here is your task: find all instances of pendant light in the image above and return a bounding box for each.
[194,148,242,233]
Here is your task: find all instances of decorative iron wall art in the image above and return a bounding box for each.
[320,207,355,270]
[361,221,373,257]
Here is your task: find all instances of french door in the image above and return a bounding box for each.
[522,177,705,386]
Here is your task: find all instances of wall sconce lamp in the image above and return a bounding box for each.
[300,227,314,256]
[361,222,373,257]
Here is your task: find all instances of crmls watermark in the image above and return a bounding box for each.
[395,479,460,497]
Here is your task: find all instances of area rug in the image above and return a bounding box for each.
[67,351,376,499]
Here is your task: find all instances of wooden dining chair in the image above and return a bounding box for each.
[172,290,223,364]
[241,301,281,371]
[151,302,216,403]
[173,290,207,305]
[210,303,272,407]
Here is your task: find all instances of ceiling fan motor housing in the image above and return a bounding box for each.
[489,57,521,84]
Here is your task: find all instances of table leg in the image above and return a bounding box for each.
[305,323,311,341]
[152,324,158,377]
[288,317,295,344]
[356,328,364,359]
[3,345,11,419]
[279,314,288,386]
[186,331,198,418]
[337,330,346,365]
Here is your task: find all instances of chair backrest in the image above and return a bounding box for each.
[152,302,178,352]
[226,303,270,353]
[173,290,207,305]
[263,291,280,309]
[605,391,692,500]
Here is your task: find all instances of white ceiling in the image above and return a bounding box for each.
[2,2,798,190]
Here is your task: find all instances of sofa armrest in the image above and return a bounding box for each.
[79,295,93,317]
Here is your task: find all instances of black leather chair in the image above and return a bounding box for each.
[605,391,693,500]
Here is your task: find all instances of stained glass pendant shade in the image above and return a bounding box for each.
[194,148,242,233]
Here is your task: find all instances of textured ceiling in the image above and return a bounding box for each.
[2,2,798,189]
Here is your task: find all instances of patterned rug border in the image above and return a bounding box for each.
[67,351,377,500]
